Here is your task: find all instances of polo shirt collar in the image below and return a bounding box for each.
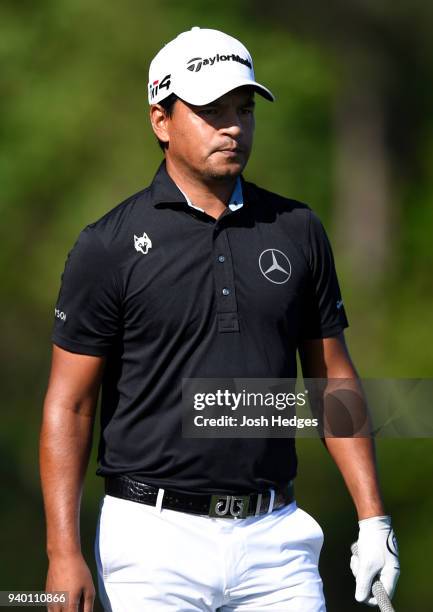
[151,160,244,212]
[176,177,243,213]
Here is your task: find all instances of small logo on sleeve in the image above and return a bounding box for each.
[54,308,67,322]
[336,299,344,310]
[134,232,152,255]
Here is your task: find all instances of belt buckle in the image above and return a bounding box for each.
[209,494,250,519]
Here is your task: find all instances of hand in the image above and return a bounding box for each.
[45,552,96,612]
[350,515,400,607]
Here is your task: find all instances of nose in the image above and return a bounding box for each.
[220,108,243,139]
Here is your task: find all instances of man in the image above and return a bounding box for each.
[40,27,400,611]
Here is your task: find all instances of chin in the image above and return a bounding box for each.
[206,161,245,180]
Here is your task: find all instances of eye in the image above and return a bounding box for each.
[241,106,255,115]
[199,107,218,116]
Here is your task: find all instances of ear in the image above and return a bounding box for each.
[149,104,170,147]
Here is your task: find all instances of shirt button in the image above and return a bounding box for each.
[222,288,230,296]
[218,255,225,263]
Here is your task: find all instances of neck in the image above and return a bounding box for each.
[165,157,238,216]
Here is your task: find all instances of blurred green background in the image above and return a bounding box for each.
[1,0,432,610]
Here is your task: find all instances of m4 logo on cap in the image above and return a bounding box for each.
[187,53,252,73]
[149,74,171,100]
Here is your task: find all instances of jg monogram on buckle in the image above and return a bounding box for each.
[209,494,250,518]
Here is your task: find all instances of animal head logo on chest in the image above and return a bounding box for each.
[134,231,152,255]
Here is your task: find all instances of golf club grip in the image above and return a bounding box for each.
[351,542,395,612]
[372,581,395,612]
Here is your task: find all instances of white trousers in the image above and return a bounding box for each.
[95,493,326,611]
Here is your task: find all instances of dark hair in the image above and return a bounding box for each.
[155,93,178,151]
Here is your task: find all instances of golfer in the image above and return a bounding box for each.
[40,27,400,611]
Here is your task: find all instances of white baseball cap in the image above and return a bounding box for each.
[148,26,275,106]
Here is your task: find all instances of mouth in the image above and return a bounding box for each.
[215,147,244,157]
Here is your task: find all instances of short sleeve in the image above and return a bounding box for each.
[52,226,121,355]
[300,211,349,339]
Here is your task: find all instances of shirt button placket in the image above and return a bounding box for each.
[213,224,239,333]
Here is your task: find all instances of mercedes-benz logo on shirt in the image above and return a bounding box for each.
[259,249,292,284]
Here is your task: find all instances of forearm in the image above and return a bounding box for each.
[39,396,95,559]
[300,334,386,520]
[323,435,385,520]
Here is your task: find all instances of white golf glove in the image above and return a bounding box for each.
[350,515,400,607]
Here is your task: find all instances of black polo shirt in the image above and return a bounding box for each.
[52,160,348,494]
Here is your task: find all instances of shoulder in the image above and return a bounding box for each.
[66,184,154,261]
[243,179,334,266]
[244,179,313,217]
[61,185,153,273]
[243,178,320,235]
[84,186,153,249]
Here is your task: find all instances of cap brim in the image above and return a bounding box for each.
[174,77,275,105]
